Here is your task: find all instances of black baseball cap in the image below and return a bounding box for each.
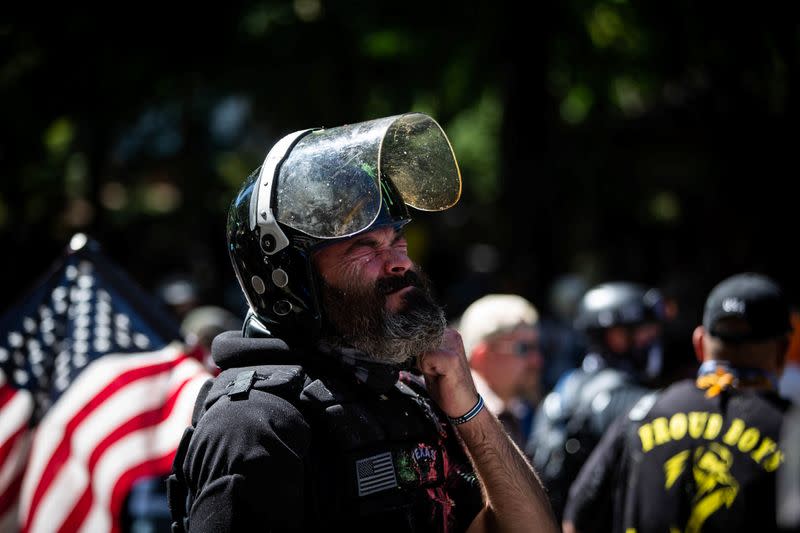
[703,273,792,343]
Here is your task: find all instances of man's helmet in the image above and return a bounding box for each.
[227,113,461,343]
[573,281,666,378]
[574,282,664,335]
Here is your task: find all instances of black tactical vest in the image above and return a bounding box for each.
[168,362,482,532]
[526,364,650,518]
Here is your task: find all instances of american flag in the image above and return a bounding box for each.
[0,235,211,533]
[356,451,398,497]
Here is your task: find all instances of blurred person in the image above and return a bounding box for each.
[155,275,200,320]
[778,313,800,533]
[525,281,666,519]
[538,273,589,393]
[779,310,800,403]
[778,404,800,533]
[564,272,793,533]
[180,305,242,374]
[653,273,705,388]
[167,113,557,532]
[458,293,543,447]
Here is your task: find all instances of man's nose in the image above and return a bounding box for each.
[383,248,413,275]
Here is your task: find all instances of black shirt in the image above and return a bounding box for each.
[175,332,484,532]
[565,378,791,533]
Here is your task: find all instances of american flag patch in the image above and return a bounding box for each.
[355,452,398,496]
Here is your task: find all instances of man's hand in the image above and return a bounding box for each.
[419,330,558,533]
[418,328,479,419]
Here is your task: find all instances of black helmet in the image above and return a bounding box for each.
[574,281,665,334]
[227,113,462,342]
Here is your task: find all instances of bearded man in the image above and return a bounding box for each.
[166,114,557,532]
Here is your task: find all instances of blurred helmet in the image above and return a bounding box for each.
[574,281,665,334]
[575,282,666,377]
[156,275,198,309]
[180,306,242,347]
[227,113,461,342]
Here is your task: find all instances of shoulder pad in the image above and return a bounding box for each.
[541,390,566,422]
[584,368,630,398]
[203,364,306,410]
[565,368,641,433]
[628,391,659,422]
[576,368,629,412]
[545,369,590,419]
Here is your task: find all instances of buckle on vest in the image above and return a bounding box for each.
[228,370,257,399]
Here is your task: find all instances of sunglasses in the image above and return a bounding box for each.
[492,339,541,357]
[512,341,541,357]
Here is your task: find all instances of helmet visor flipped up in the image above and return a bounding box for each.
[274,112,461,239]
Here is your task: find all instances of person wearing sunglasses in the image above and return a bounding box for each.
[458,294,543,448]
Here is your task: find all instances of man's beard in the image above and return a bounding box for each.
[319,269,446,365]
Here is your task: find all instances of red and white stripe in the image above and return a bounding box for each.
[0,371,34,531]
[17,343,209,533]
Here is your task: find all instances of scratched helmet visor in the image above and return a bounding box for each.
[273,112,462,239]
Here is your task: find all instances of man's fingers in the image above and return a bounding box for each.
[418,351,442,376]
[440,328,464,353]
[419,329,468,377]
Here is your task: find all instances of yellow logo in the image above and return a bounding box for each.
[662,443,739,533]
[638,412,783,472]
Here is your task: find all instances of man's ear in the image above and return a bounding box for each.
[469,342,490,370]
[692,326,706,363]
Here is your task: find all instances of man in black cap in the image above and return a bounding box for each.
[563,272,793,533]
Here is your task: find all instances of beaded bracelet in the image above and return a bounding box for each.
[447,395,485,425]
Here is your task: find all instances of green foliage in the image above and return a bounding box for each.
[446,91,502,202]
[43,118,75,158]
[560,85,594,124]
[1,1,798,312]
[362,30,418,59]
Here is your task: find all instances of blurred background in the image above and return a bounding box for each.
[2,1,798,329]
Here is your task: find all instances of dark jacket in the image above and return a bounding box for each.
[169,331,483,532]
[525,354,651,518]
[565,379,790,533]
